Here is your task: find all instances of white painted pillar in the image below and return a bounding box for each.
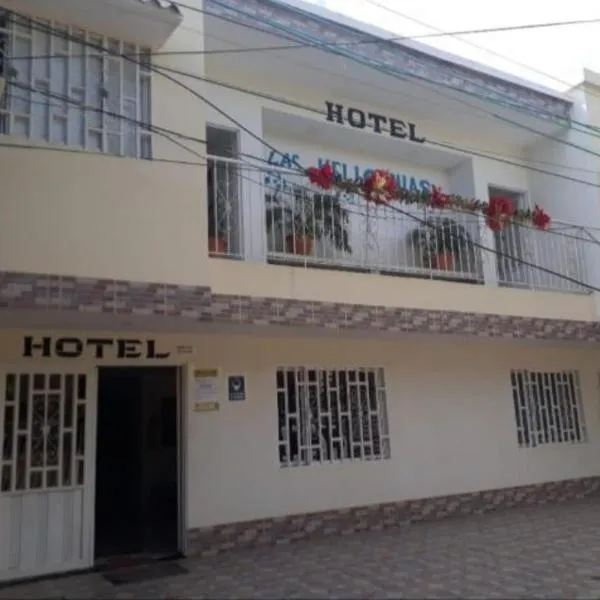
[239,121,268,263]
[447,157,498,286]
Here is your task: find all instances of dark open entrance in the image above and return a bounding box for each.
[95,367,179,562]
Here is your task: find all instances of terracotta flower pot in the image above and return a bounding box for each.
[286,235,313,256]
[432,252,454,271]
[208,236,228,255]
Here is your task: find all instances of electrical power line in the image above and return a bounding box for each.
[170,0,600,55]
[364,0,584,91]
[201,0,578,127]
[12,8,600,58]
[10,17,600,189]
[362,0,600,141]
[9,18,600,223]
[10,15,600,290]
[10,4,600,144]
[206,1,600,141]
[11,16,600,199]
[172,0,600,160]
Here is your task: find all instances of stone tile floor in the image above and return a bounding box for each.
[4,498,600,599]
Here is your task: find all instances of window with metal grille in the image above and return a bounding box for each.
[0,12,151,157]
[277,367,391,467]
[1,372,88,493]
[510,370,586,448]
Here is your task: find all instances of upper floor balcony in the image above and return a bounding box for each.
[206,154,589,297]
[2,0,183,50]
[0,0,598,328]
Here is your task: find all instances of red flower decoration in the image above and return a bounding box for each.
[363,170,396,204]
[430,186,451,209]
[485,196,515,232]
[307,163,334,190]
[531,204,551,229]
[302,166,552,231]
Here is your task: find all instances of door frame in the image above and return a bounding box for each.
[177,364,189,555]
[92,365,188,561]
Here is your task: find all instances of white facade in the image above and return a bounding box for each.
[1,0,600,583]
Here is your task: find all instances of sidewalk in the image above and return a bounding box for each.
[3,498,600,599]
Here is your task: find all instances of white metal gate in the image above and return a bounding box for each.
[0,367,96,581]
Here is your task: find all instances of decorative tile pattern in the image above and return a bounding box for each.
[187,476,600,557]
[205,0,571,122]
[1,270,600,343]
[0,272,212,317]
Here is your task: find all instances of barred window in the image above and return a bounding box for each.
[0,12,151,157]
[277,367,390,467]
[511,370,586,448]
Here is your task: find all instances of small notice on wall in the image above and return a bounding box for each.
[193,369,219,404]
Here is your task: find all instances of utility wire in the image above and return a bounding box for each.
[10,16,600,290]
[15,2,600,146]
[7,23,600,249]
[202,0,600,160]
[9,69,600,201]
[363,0,600,149]
[170,1,600,54]
[11,7,600,155]
[4,101,595,293]
[365,0,586,92]
[180,0,593,131]
[6,35,600,187]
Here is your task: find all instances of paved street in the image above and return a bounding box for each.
[3,498,600,599]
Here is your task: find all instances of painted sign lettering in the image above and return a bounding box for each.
[265,150,432,193]
[325,101,425,143]
[22,336,170,359]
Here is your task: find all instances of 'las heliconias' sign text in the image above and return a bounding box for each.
[325,101,425,143]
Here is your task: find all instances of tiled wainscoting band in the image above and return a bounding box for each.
[186,476,600,556]
[1,270,600,343]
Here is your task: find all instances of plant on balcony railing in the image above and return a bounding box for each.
[265,189,352,256]
[408,217,475,271]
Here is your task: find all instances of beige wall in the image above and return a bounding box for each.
[0,2,595,322]
[185,333,600,528]
[3,329,599,530]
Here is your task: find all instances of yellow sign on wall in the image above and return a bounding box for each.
[193,401,219,412]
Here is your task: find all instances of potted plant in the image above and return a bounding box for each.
[207,163,229,255]
[408,216,473,271]
[265,189,352,256]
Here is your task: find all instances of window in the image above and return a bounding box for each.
[510,370,586,448]
[206,126,241,255]
[277,367,390,467]
[0,12,151,157]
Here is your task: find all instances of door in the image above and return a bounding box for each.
[95,367,180,561]
[0,367,96,581]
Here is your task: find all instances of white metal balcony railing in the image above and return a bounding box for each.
[206,155,589,294]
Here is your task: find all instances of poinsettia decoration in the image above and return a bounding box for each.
[305,164,551,231]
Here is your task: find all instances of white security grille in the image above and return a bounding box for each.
[1,373,88,492]
[0,11,152,157]
[277,367,390,467]
[510,370,586,448]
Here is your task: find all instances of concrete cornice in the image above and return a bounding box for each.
[205,0,573,123]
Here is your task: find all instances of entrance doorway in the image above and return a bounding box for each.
[95,367,180,562]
